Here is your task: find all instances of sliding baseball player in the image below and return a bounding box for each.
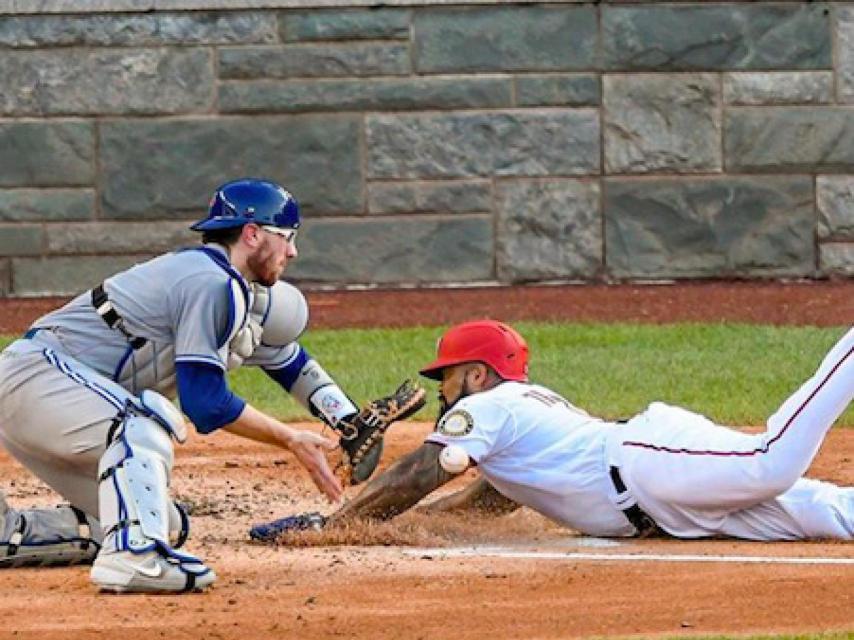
[254,320,853,542]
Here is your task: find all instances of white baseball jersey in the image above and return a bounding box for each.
[427,383,635,537]
[427,327,854,541]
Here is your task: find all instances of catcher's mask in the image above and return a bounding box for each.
[419,320,529,382]
[191,178,300,232]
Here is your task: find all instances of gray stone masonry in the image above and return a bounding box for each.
[12,255,153,297]
[0,1,852,295]
[287,216,493,284]
[602,4,831,71]
[817,176,854,239]
[821,243,854,276]
[835,7,854,103]
[495,179,602,282]
[605,177,815,279]
[46,222,196,254]
[723,72,833,106]
[515,75,601,107]
[0,259,9,296]
[219,77,512,113]
[0,49,214,116]
[367,181,491,215]
[367,110,600,179]
[413,6,597,73]
[725,108,854,173]
[0,12,277,46]
[0,226,43,257]
[0,190,94,222]
[280,9,410,41]
[0,122,93,187]
[219,43,410,79]
[604,74,721,174]
[0,1,587,11]
[98,117,363,217]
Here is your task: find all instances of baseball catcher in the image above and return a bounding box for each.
[252,320,854,544]
[0,178,420,594]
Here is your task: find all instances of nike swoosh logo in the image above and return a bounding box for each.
[127,558,163,578]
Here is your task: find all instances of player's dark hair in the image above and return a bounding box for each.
[201,226,244,246]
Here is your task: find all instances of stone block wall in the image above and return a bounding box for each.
[0,1,852,295]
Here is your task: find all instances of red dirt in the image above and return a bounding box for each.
[2,280,853,335]
[0,282,852,639]
[1,424,852,640]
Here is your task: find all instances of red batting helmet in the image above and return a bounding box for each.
[419,320,529,382]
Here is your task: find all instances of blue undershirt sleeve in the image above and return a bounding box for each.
[176,361,246,435]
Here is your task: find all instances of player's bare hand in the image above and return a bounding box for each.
[287,431,343,502]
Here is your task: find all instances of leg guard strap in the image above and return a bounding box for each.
[171,502,190,549]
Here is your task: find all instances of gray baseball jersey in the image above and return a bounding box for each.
[31,244,293,398]
[0,244,295,521]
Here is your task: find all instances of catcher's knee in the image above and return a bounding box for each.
[1,503,100,568]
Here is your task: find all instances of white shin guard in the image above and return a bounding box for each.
[98,411,201,570]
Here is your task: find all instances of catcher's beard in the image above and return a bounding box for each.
[248,246,285,286]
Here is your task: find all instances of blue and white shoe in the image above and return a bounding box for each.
[90,550,215,593]
[249,512,326,542]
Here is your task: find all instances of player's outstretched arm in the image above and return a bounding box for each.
[330,442,455,522]
[419,477,520,517]
[224,404,343,502]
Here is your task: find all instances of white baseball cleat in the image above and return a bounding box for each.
[90,550,215,593]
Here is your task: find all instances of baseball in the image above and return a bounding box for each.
[439,444,470,474]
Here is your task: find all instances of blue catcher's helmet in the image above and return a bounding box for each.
[191,178,300,232]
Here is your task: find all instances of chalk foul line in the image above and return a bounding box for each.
[404,547,854,565]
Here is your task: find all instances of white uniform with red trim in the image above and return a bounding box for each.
[428,327,854,541]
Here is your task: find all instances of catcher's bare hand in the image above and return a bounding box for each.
[288,430,343,502]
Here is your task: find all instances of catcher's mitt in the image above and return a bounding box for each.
[338,379,427,485]
[249,511,326,542]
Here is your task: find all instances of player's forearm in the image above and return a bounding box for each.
[223,403,298,448]
[421,477,520,516]
[331,443,453,521]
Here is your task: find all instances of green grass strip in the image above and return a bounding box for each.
[3,323,851,426]
[651,633,853,640]
[234,322,852,426]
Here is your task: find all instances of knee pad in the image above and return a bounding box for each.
[98,412,176,555]
[1,504,100,568]
[136,389,187,444]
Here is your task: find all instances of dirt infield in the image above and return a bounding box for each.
[1,423,852,640]
[0,282,852,639]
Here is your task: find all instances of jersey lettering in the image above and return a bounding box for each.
[523,389,570,408]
